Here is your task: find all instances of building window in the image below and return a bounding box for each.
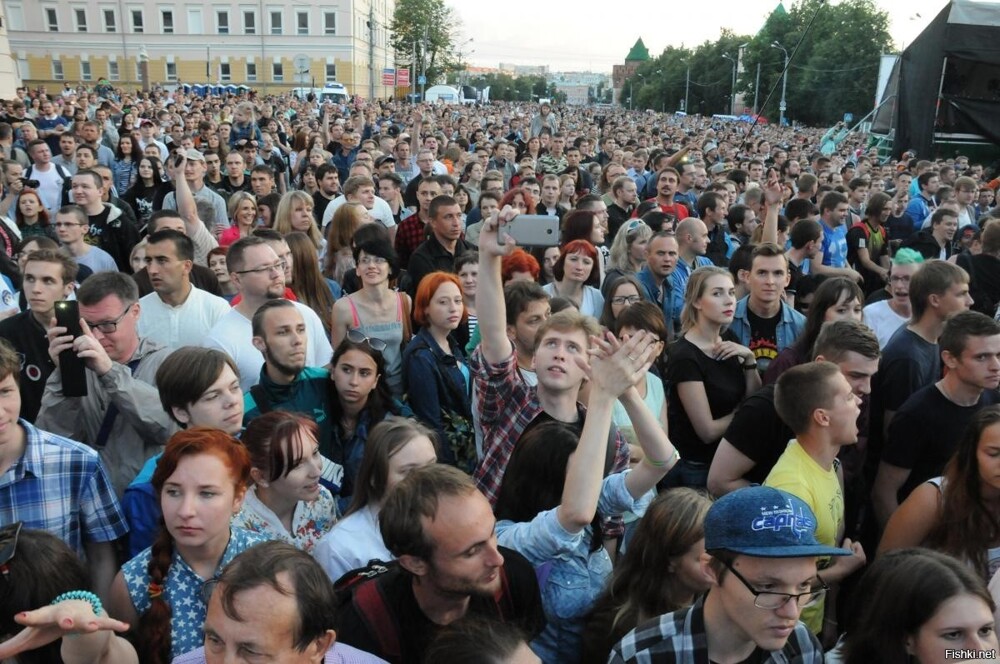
[81,60,92,80]
[217,11,229,34]
[272,62,284,82]
[52,59,65,80]
[325,63,336,83]
[131,9,143,32]
[108,61,120,80]
[166,62,177,81]
[220,63,231,82]
[243,11,256,34]
[324,12,336,35]
[7,5,24,31]
[161,10,173,33]
[246,62,257,82]
[46,8,59,31]
[296,11,308,35]
[103,8,116,31]
[188,8,203,33]
[74,8,88,31]
[270,10,281,35]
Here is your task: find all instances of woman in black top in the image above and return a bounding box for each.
[120,156,172,230]
[665,266,759,489]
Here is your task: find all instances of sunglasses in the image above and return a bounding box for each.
[346,329,387,353]
[0,522,23,579]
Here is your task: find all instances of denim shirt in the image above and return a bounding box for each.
[637,267,675,332]
[728,296,806,353]
[496,470,651,664]
[671,256,714,324]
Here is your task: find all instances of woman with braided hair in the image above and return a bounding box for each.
[107,428,265,664]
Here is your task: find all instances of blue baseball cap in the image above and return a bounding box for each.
[705,486,850,558]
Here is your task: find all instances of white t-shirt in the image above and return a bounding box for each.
[313,504,392,583]
[863,299,909,349]
[137,286,232,349]
[203,301,333,392]
[29,163,67,215]
[321,194,397,231]
[74,245,119,274]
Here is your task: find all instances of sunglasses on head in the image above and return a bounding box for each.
[346,329,387,353]
[0,522,23,579]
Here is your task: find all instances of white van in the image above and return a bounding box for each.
[292,83,349,104]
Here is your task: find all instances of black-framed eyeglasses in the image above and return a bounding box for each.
[84,304,133,334]
[235,260,285,276]
[0,521,23,579]
[346,328,387,353]
[611,295,642,306]
[723,561,827,610]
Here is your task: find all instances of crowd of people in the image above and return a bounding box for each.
[0,78,999,664]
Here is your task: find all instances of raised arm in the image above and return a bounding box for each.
[475,206,518,364]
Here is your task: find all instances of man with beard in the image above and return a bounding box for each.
[204,237,331,392]
[242,299,334,450]
[334,464,545,663]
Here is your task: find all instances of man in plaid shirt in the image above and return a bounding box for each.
[0,338,127,603]
[394,174,441,268]
[471,206,630,515]
[610,486,845,663]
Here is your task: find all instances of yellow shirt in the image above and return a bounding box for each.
[764,440,844,634]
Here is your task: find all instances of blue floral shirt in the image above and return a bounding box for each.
[121,527,265,660]
[233,485,337,553]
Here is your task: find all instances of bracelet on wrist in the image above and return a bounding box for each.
[51,590,104,617]
[642,448,680,468]
[742,361,758,370]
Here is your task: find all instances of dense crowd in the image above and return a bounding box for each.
[0,79,998,664]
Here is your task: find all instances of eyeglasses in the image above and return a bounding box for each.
[357,255,388,266]
[889,275,911,284]
[0,521,22,579]
[346,328,387,353]
[84,304,134,334]
[236,260,285,276]
[723,561,827,610]
[611,295,642,306]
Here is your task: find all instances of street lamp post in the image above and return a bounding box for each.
[721,54,737,115]
[771,41,789,126]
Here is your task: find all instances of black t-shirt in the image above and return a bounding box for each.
[846,222,889,296]
[882,384,1000,501]
[721,384,794,485]
[84,207,112,247]
[866,327,941,483]
[313,191,336,225]
[0,312,53,422]
[745,307,780,376]
[666,336,746,463]
[334,550,545,664]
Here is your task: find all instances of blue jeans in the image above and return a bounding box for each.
[660,459,709,491]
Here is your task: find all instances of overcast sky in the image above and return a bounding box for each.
[455,0,956,72]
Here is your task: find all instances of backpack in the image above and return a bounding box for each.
[334,560,516,662]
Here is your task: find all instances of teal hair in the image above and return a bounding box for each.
[892,248,925,266]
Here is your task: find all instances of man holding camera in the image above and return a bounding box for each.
[37,272,177,497]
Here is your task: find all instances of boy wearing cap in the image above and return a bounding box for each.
[610,485,846,663]
[161,149,229,232]
[765,361,868,639]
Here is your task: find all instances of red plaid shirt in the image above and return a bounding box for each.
[394,214,428,268]
[471,347,630,536]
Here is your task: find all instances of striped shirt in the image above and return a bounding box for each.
[0,419,128,557]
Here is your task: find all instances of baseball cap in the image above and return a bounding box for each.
[375,155,396,167]
[140,119,155,127]
[183,149,205,162]
[704,486,851,558]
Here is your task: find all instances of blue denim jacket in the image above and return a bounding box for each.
[496,470,651,664]
[636,267,675,329]
[671,256,714,325]
[728,296,806,352]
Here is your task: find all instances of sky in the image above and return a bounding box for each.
[453,0,956,73]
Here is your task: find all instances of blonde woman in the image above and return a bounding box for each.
[219,192,258,247]
[323,202,370,284]
[603,218,653,295]
[274,190,325,252]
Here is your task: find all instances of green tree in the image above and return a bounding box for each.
[389,0,459,85]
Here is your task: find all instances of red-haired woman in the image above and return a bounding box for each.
[13,188,53,239]
[501,248,540,284]
[107,428,265,664]
[499,187,537,216]
[543,240,605,318]
[402,271,474,470]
